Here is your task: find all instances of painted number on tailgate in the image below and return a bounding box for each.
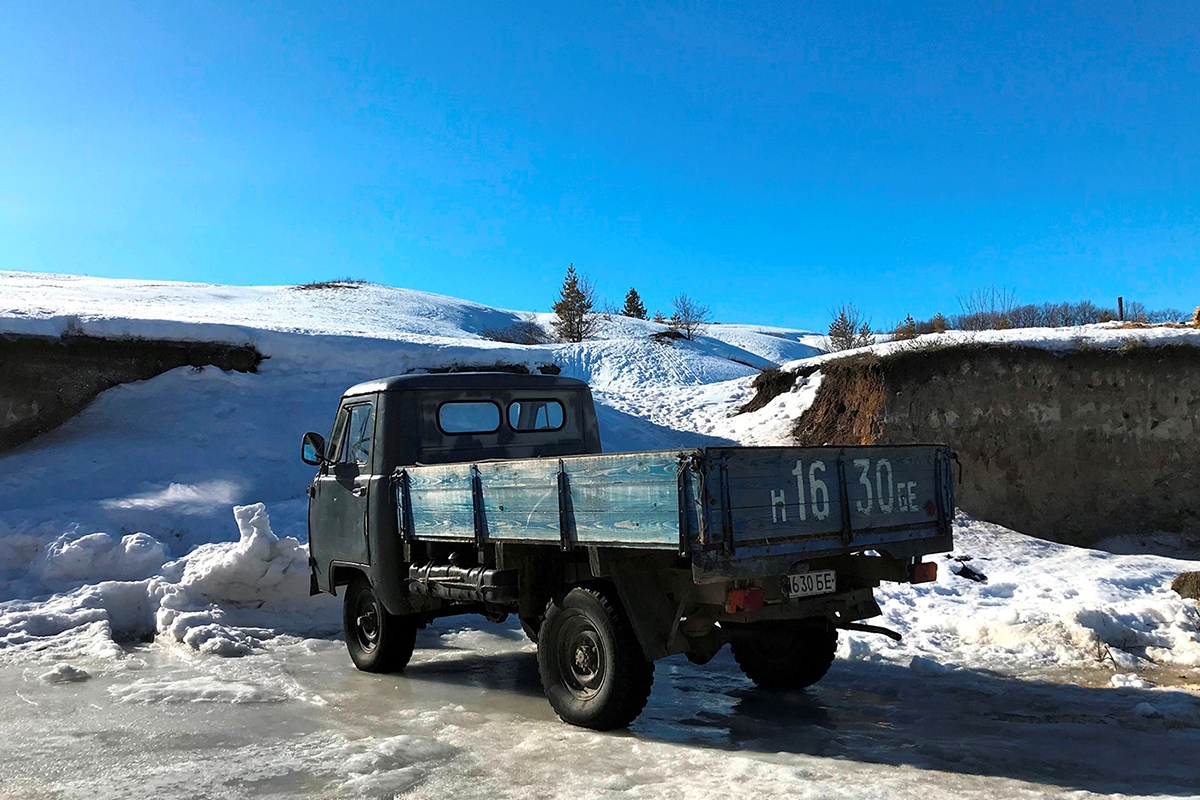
[852,458,918,516]
[770,459,831,523]
[769,458,923,524]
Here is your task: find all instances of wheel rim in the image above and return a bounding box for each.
[557,614,605,699]
[354,591,380,653]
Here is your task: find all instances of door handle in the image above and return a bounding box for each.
[351,486,367,497]
[306,484,316,498]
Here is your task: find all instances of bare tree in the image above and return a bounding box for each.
[953,287,1020,330]
[827,304,875,351]
[671,294,711,340]
[1147,307,1187,324]
[551,263,599,343]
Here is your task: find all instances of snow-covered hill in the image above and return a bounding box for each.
[1,270,1199,799]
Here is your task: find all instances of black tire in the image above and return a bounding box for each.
[343,575,417,673]
[730,620,838,690]
[537,585,654,730]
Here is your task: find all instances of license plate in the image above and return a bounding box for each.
[783,569,837,598]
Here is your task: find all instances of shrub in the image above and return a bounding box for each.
[671,294,711,340]
[481,315,551,345]
[292,278,367,291]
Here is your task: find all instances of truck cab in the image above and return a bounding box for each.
[302,372,600,606]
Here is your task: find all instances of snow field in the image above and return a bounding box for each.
[2,271,1200,799]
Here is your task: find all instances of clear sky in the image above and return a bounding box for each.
[1,2,1197,330]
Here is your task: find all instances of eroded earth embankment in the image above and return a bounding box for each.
[792,344,1200,547]
[0,333,263,452]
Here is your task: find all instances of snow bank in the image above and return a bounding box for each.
[0,503,337,664]
[839,514,1200,673]
[780,322,1200,374]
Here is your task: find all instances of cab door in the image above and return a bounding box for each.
[309,398,376,570]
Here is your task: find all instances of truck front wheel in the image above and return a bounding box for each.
[343,575,417,673]
[731,620,837,690]
[537,586,654,730]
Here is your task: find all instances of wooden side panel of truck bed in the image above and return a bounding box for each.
[396,445,954,564]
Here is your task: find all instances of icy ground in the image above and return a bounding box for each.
[2,272,1200,799]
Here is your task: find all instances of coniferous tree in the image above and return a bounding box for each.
[551,263,598,343]
[892,314,918,341]
[827,304,875,351]
[622,288,648,319]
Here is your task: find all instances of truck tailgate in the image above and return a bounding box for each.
[692,445,954,577]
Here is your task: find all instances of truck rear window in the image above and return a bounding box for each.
[438,401,501,434]
[508,399,564,431]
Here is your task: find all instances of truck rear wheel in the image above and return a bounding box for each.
[731,620,837,690]
[343,575,417,673]
[537,586,654,730]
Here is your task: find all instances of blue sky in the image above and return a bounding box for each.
[1,2,1197,330]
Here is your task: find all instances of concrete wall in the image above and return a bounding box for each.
[0,333,262,453]
[793,344,1200,547]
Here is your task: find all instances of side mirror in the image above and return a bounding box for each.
[301,432,328,466]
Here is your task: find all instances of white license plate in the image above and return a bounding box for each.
[783,569,837,598]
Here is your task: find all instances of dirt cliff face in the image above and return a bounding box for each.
[793,344,1200,547]
[0,333,262,453]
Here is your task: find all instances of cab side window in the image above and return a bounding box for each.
[343,403,374,466]
[326,406,350,463]
[328,402,374,467]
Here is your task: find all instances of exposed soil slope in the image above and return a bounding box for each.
[0,333,262,452]
[792,344,1200,547]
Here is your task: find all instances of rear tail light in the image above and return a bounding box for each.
[910,562,938,584]
[726,587,764,614]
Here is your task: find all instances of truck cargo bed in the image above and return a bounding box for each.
[394,444,954,575]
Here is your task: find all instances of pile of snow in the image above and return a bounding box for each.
[839,514,1200,673]
[155,503,337,656]
[0,503,338,665]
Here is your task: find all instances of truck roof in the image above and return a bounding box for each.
[342,371,588,397]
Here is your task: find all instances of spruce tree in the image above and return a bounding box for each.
[893,314,918,341]
[551,263,597,343]
[827,304,875,351]
[622,288,648,319]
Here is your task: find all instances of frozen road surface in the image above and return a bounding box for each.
[2,618,1199,800]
